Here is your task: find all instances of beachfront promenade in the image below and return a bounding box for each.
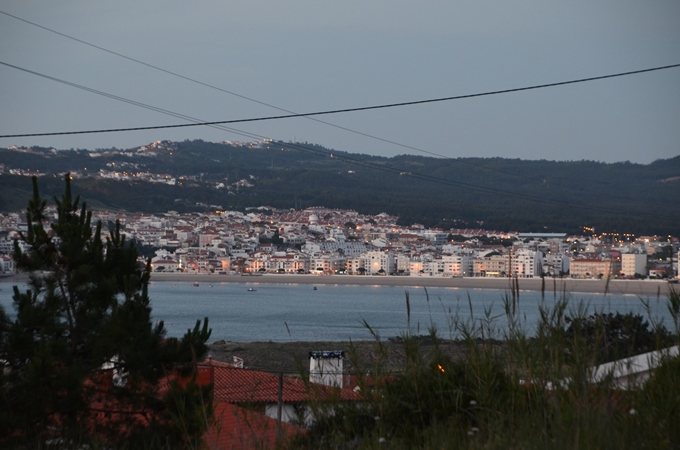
[4,272,672,296]
[146,272,672,297]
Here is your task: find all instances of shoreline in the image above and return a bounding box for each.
[150,272,671,296]
[3,272,673,296]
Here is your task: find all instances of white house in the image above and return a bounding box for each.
[589,346,679,389]
[0,254,13,273]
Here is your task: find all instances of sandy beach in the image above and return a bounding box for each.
[141,272,675,297]
[3,272,673,296]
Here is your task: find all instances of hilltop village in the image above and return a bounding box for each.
[1,206,677,280]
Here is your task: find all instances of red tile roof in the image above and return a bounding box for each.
[51,358,355,448]
[201,361,360,404]
[204,402,303,450]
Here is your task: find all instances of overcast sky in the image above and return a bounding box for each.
[1,1,679,163]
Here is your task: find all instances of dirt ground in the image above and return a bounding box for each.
[206,337,488,376]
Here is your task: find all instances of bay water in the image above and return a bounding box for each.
[1,280,674,342]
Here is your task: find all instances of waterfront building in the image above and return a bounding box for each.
[362,250,394,275]
[442,254,474,277]
[345,256,366,275]
[570,258,614,279]
[395,253,411,275]
[309,252,345,274]
[621,253,648,277]
[542,252,570,277]
[473,254,508,277]
[1,254,13,273]
[512,249,543,278]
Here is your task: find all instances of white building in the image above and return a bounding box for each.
[409,258,427,276]
[362,250,394,275]
[395,253,412,275]
[442,254,474,277]
[512,249,543,278]
[310,253,346,274]
[542,252,570,277]
[1,254,14,273]
[423,230,448,246]
[302,240,371,257]
[151,259,180,272]
[345,256,365,274]
[621,253,647,277]
[309,350,345,388]
[421,258,446,277]
[473,254,508,277]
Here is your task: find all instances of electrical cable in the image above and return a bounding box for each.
[0,8,675,199]
[0,8,628,193]
[2,10,677,206]
[0,61,282,143]
[1,60,678,139]
[0,10,295,118]
[0,61,675,221]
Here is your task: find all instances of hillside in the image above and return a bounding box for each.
[1,140,679,235]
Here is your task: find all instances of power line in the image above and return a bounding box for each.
[0,8,503,159]
[0,60,674,219]
[0,8,610,191]
[2,9,678,199]
[1,7,676,197]
[0,10,289,115]
[1,60,678,139]
[0,61,278,143]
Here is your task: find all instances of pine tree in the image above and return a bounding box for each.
[0,175,212,448]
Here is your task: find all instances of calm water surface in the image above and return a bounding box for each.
[0,281,673,342]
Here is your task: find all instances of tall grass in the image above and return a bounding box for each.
[293,286,680,449]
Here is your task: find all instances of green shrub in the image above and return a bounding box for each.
[564,312,673,364]
[294,290,680,449]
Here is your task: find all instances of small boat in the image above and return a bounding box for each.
[313,286,318,290]
[247,287,257,292]
[193,282,199,287]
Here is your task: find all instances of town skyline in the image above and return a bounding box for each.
[2,202,677,281]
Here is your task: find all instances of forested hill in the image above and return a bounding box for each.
[1,140,679,235]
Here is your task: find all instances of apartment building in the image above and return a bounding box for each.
[473,254,508,277]
[363,250,395,275]
[621,253,647,277]
[512,249,543,278]
[441,254,474,277]
[542,252,570,277]
[570,258,614,279]
[395,253,411,275]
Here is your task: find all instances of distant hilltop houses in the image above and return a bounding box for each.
[1,206,677,280]
[2,140,679,240]
[1,141,268,191]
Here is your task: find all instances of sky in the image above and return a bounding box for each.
[1,1,679,164]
